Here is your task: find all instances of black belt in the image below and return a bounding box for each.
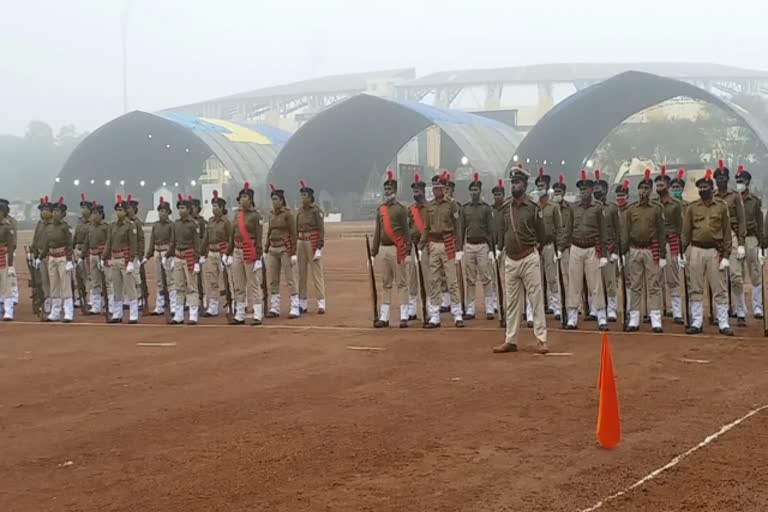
[692,242,719,249]
[466,238,488,245]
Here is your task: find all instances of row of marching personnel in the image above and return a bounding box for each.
[0,180,328,324]
[366,160,767,354]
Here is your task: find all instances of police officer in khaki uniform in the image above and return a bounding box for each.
[226,183,264,325]
[421,171,463,328]
[490,179,506,315]
[0,198,18,317]
[436,172,458,312]
[714,160,746,325]
[202,190,233,318]
[0,202,16,320]
[622,170,667,332]
[145,197,175,316]
[593,170,619,322]
[265,185,299,319]
[125,195,145,309]
[406,173,430,320]
[612,181,632,316]
[493,166,548,354]
[564,170,609,330]
[39,198,75,322]
[32,197,53,315]
[104,195,139,323]
[167,194,203,325]
[370,170,412,328]
[460,173,494,320]
[532,168,562,319]
[72,194,93,309]
[553,175,572,312]
[734,165,764,319]
[654,166,685,324]
[681,170,733,335]
[296,180,326,314]
[83,202,110,315]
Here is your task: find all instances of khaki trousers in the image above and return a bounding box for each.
[153,250,174,291]
[232,248,263,307]
[662,242,680,298]
[566,245,604,310]
[727,232,745,296]
[110,258,137,302]
[296,240,325,301]
[428,241,460,306]
[745,235,761,288]
[407,248,431,302]
[173,257,199,306]
[560,247,570,295]
[504,251,547,345]
[628,248,661,311]
[40,260,50,298]
[89,255,111,298]
[74,248,90,297]
[204,251,225,296]
[267,246,298,295]
[47,256,72,299]
[540,243,560,299]
[376,245,407,305]
[464,242,492,300]
[689,246,728,305]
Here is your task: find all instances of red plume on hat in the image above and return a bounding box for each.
[517,163,524,170]
[299,180,307,188]
[269,183,276,192]
[594,169,601,181]
[644,168,651,180]
[58,196,64,205]
[117,194,124,203]
[188,195,193,201]
[127,194,133,203]
[623,179,630,190]
[677,168,686,180]
[661,165,667,177]
[414,173,421,183]
[474,172,480,183]
[539,167,545,177]
[498,178,504,188]
[719,159,725,170]
[44,195,49,203]
[92,200,97,206]
[177,193,183,202]
[81,193,87,202]
[738,164,745,175]
[213,189,219,198]
[160,196,165,205]
[705,169,713,180]
[387,169,394,181]
[244,182,250,190]
[559,174,565,185]
[581,169,588,181]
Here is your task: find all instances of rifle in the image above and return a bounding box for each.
[726,266,734,318]
[682,264,690,328]
[412,245,428,326]
[556,253,567,329]
[260,256,268,310]
[24,246,45,321]
[615,233,629,331]
[708,282,716,326]
[456,258,466,316]
[100,260,110,323]
[222,263,234,323]
[762,249,767,337]
[139,262,150,316]
[491,235,505,328]
[159,258,172,324]
[364,235,379,327]
[75,257,88,314]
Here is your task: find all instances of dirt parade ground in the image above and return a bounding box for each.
[2,225,768,511]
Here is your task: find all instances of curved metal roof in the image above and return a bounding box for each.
[508,71,768,180]
[269,93,522,195]
[53,111,290,208]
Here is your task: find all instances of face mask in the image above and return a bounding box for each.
[470,191,481,202]
[593,190,604,200]
[616,196,627,206]
[699,189,713,200]
[528,190,540,202]
[580,192,592,202]
[553,194,563,203]
[736,183,746,193]
[672,191,683,200]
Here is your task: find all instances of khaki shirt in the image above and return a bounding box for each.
[741,193,763,242]
[169,217,201,257]
[603,202,620,251]
[105,219,137,260]
[570,200,606,255]
[229,209,263,255]
[408,201,428,244]
[202,215,233,252]
[146,219,174,258]
[40,221,73,259]
[0,217,16,266]
[682,198,732,257]
[461,200,494,244]
[296,205,325,248]
[657,195,683,236]
[716,190,746,244]
[423,197,460,248]
[129,215,145,256]
[267,207,297,249]
[84,221,110,255]
[538,199,561,246]
[622,200,667,259]
[372,201,411,254]
[497,197,545,258]
[556,201,573,252]
[73,218,91,249]
[31,220,49,257]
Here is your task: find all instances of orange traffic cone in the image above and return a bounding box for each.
[596,333,621,449]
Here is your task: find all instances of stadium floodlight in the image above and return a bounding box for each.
[105,179,112,186]
[543,160,547,165]
[174,182,179,187]
[139,180,146,187]
[512,154,519,162]
[460,156,469,166]
[147,134,152,139]
[119,180,125,186]
[90,179,95,185]
[561,160,566,166]
[185,148,190,153]
[55,177,61,183]
[526,158,530,164]
[224,170,231,177]
[190,180,197,187]
[586,160,594,168]
[166,144,171,149]
[162,181,167,187]
[73,179,80,186]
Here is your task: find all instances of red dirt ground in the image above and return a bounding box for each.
[2,229,767,511]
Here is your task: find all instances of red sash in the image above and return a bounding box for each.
[380,205,407,264]
[410,205,425,235]
[667,233,680,257]
[443,233,457,260]
[651,239,660,264]
[0,245,6,268]
[217,241,228,255]
[237,211,258,263]
[283,237,293,256]
[178,248,196,271]
[112,247,131,265]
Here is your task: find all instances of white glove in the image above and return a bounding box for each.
[34,258,41,269]
[488,251,495,263]
[313,249,322,261]
[199,256,206,265]
[719,258,730,271]
[254,259,263,272]
[8,266,15,277]
[193,263,201,274]
[223,255,233,267]
[610,253,619,263]
[291,254,298,265]
[65,261,74,272]
[678,255,686,269]
[126,261,135,274]
[456,251,464,262]
[759,250,766,267]
[141,257,148,265]
[599,257,608,268]
[554,250,562,262]
[418,250,424,260]
[367,256,375,269]
[659,258,667,269]
[737,245,746,260]
[619,255,626,269]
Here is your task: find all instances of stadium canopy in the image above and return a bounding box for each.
[53,111,290,209]
[507,71,768,179]
[269,93,523,198]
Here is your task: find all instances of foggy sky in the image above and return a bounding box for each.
[2,0,766,136]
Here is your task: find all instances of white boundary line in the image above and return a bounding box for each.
[577,404,768,512]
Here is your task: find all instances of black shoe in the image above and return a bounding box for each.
[598,324,609,332]
[374,320,389,328]
[737,317,747,327]
[625,326,639,332]
[439,306,450,313]
[109,318,123,324]
[317,308,326,315]
[526,321,533,328]
[455,320,465,328]
[755,313,764,320]
[463,314,476,320]
[554,314,561,321]
[149,311,163,316]
[686,326,702,334]
[674,317,684,325]
[729,311,737,319]
[399,320,408,328]
[251,319,263,326]
[63,319,72,324]
[608,317,617,323]
[230,319,245,325]
[652,327,663,333]
[424,322,440,329]
[128,320,138,325]
[266,311,279,319]
[409,315,417,321]
[643,315,651,324]
[300,307,308,314]
[719,327,734,336]
[545,308,554,315]
[565,324,577,330]
[586,315,597,321]
[486,314,494,320]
